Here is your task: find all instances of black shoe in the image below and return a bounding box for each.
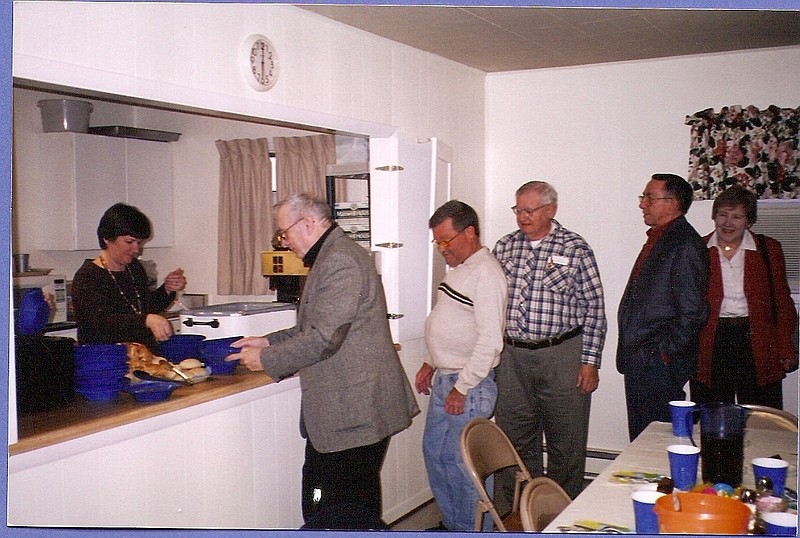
[426,523,449,531]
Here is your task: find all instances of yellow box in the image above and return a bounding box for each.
[261,251,309,276]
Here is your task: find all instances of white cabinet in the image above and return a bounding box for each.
[8,379,306,528]
[125,138,174,247]
[34,133,174,250]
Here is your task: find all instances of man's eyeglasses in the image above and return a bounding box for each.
[431,228,464,249]
[511,204,550,217]
[638,194,674,204]
[277,218,304,242]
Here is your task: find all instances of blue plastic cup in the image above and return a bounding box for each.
[632,489,665,533]
[752,457,789,496]
[668,444,700,491]
[762,512,797,536]
[669,400,696,437]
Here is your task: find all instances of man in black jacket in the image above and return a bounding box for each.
[617,174,709,441]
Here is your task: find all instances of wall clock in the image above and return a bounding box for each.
[241,34,278,91]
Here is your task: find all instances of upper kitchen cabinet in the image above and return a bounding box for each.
[34,133,174,250]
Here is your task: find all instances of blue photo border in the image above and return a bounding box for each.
[1,0,793,537]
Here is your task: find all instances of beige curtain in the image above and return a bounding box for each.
[273,134,336,199]
[216,138,273,295]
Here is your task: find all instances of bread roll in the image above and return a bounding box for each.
[178,358,204,370]
[164,370,180,381]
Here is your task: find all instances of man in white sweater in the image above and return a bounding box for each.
[416,200,508,531]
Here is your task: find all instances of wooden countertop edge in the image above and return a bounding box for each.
[9,370,274,457]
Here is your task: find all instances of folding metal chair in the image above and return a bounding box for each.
[519,476,572,531]
[460,417,532,531]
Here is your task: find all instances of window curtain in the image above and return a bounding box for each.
[216,138,273,295]
[273,134,336,199]
[686,105,800,200]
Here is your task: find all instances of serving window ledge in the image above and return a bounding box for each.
[9,368,295,466]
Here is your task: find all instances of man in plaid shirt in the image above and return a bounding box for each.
[492,180,607,501]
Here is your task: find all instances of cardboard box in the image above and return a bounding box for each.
[261,251,309,276]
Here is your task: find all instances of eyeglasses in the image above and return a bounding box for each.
[277,218,304,242]
[638,194,675,204]
[431,228,464,249]
[511,204,550,217]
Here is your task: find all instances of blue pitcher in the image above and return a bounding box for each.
[690,402,748,487]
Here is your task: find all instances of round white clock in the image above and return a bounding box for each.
[241,34,278,91]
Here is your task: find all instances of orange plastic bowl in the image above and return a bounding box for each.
[654,492,751,534]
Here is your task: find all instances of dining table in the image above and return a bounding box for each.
[544,421,799,533]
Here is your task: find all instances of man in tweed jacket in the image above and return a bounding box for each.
[231,193,419,527]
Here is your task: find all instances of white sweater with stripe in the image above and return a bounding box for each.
[424,247,508,395]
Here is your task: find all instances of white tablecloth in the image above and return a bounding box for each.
[544,421,798,532]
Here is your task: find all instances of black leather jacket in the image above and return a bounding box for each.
[616,216,710,383]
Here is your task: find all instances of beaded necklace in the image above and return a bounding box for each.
[100,257,143,315]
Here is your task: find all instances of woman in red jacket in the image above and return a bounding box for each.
[690,186,798,408]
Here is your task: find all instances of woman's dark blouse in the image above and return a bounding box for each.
[72,258,175,351]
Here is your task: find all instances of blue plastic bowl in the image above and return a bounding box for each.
[124,379,181,403]
[74,376,127,390]
[74,365,128,376]
[199,336,243,375]
[74,343,129,398]
[76,385,122,402]
[74,370,127,381]
[74,343,128,365]
[157,334,206,363]
[206,357,239,375]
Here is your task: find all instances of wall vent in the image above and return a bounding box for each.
[751,199,800,294]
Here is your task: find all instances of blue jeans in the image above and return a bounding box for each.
[422,370,497,531]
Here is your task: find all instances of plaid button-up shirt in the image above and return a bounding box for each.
[492,220,607,367]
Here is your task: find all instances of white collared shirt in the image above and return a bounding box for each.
[708,230,757,317]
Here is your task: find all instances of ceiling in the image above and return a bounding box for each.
[300,5,800,72]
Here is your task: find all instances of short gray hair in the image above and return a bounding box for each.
[429,200,480,237]
[275,193,332,224]
[515,181,558,206]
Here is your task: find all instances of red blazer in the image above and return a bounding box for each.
[696,232,798,387]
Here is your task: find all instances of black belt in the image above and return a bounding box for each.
[505,327,582,350]
[718,316,749,327]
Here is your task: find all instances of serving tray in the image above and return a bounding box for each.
[88,125,181,142]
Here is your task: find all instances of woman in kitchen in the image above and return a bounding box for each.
[72,202,186,352]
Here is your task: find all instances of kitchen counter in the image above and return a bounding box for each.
[9,366,273,456]
[8,363,309,528]
[41,320,77,332]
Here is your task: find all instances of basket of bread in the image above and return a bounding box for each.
[126,342,211,385]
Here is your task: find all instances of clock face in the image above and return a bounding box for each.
[242,34,278,91]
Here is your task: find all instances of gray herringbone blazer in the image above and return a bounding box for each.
[261,226,420,453]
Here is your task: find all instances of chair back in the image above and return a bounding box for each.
[460,418,532,531]
[519,477,571,531]
[742,404,798,432]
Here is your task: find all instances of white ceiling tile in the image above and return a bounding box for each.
[299,5,800,73]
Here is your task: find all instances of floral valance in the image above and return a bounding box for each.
[686,105,799,200]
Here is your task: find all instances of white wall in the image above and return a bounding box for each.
[485,46,800,452]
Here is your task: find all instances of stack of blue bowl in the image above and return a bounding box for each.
[198,336,243,375]
[74,343,129,402]
[157,333,206,364]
